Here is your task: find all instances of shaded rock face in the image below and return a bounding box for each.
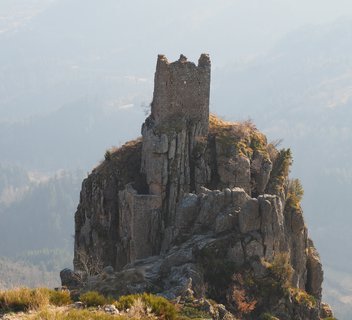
[72,55,331,319]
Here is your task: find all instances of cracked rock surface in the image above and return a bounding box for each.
[68,55,333,320]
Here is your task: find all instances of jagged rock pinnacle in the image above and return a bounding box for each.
[69,54,333,320]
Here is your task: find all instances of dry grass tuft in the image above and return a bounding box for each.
[209,114,268,159]
[0,287,49,312]
[209,114,256,141]
[29,308,126,320]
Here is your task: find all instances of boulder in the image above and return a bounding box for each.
[60,268,81,289]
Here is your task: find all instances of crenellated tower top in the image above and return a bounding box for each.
[151,54,211,134]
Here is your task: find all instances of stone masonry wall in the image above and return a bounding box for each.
[151,54,211,134]
[117,184,162,267]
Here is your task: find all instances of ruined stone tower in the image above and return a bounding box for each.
[141,54,211,229]
[151,54,211,133]
[74,54,212,270]
[116,54,212,265]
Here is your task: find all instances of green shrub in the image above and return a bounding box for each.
[142,293,177,320]
[0,287,49,312]
[114,294,136,310]
[79,291,107,307]
[48,289,72,306]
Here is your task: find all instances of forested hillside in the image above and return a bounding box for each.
[0,167,83,288]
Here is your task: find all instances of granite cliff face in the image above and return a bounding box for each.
[69,55,333,319]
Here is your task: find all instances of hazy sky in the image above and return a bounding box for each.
[1,0,352,119]
[2,0,352,65]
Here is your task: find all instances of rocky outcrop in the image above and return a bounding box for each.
[69,55,333,320]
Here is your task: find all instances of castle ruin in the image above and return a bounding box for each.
[151,54,211,133]
[120,54,212,264]
[72,55,329,319]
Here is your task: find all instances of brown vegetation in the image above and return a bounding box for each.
[0,288,49,312]
[209,114,269,159]
[231,287,257,314]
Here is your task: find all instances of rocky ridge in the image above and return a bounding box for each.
[66,55,334,320]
